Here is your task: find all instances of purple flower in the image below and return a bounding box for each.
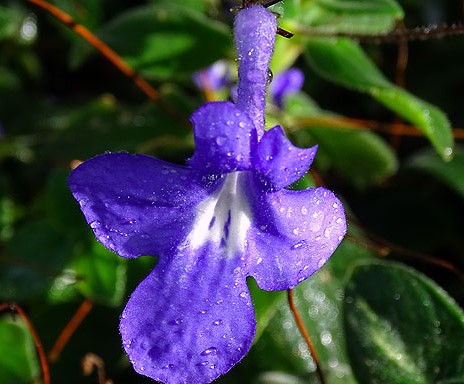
[193,60,232,91]
[271,68,304,108]
[68,5,346,384]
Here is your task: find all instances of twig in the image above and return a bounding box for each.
[48,299,94,362]
[287,290,326,384]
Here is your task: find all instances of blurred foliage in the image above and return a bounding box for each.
[0,0,463,383]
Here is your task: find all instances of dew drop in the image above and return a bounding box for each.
[200,347,218,356]
[196,361,209,367]
[213,319,223,326]
[301,206,308,215]
[216,136,227,146]
[169,318,184,326]
[239,291,247,299]
[291,240,306,250]
[321,331,332,346]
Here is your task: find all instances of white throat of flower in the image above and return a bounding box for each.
[181,172,252,258]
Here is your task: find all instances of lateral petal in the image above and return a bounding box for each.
[254,125,318,191]
[68,153,215,258]
[120,245,255,384]
[246,185,347,290]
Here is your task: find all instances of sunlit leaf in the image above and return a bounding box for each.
[344,260,464,384]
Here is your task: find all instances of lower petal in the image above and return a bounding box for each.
[120,245,255,384]
[246,186,347,291]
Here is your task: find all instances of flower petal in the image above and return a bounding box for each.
[246,185,346,290]
[188,101,256,174]
[254,125,318,190]
[68,153,213,258]
[234,5,276,136]
[120,246,255,384]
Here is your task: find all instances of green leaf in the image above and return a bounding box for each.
[282,0,403,35]
[92,4,231,80]
[344,260,464,384]
[311,126,397,187]
[314,0,403,14]
[305,38,454,160]
[407,146,464,198]
[73,240,127,307]
[0,316,40,384]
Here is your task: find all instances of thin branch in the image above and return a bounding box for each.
[49,299,94,362]
[287,290,326,384]
[288,115,464,140]
[295,23,464,43]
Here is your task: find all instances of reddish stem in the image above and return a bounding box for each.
[49,299,94,362]
[287,290,326,384]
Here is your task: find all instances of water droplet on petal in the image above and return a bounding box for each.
[200,347,218,356]
[216,136,227,145]
[291,240,307,250]
[239,291,247,299]
[213,319,223,326]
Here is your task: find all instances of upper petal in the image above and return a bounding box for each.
[68,153,214,258]
[254,125,318,190]
[188,101,256,174]
[234,5,276,136]
[245,185,347,290]
[120,245,255,384]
